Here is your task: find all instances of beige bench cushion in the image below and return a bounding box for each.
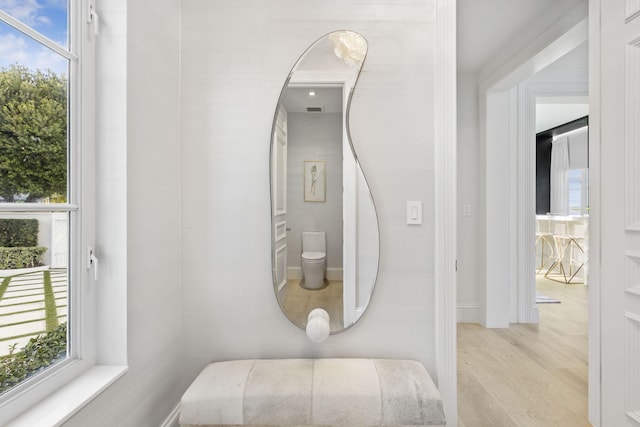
[180,358,446,426]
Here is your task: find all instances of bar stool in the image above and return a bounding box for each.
[535,216,555,273]
[545,219,586,284]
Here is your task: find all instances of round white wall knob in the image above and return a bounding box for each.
[306,308,330,343]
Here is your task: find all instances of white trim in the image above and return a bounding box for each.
[272,108,288,217]
[289,71,351,86]
[6,365,127,427]
[508,87,519,323]
[626,251,640,296]
[328,268,344,282]
[517,83,537,324]
[0,204,79,213]
[517,82,588,324]
[456,305,480,323]
[287,267,343,282]
[274,221,287,243]
[626,37,640,231]
[627,288,640,297]
[287,266,302,280]
[627,0,640,23]
[588,0,602,423]
[275,244,287,292]
[160,403,180,427]
[625,310,640,325]
[628,411,640,424]
[435,0,457,425]
[625,312,640,420]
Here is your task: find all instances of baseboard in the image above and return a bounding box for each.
[288,267,303,279]
[160,403,180,427]
[287,267,343,281]
[457,304,481,323]
[326,268,342,281]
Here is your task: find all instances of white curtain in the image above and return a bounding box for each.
[567,127,588,169]
[550,136,570,214]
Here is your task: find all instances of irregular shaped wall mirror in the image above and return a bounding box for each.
[270,31,379,334]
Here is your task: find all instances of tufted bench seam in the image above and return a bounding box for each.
[241,360,257,425]
[372,359,384,422]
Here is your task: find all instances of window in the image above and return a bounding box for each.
[568,168,589,215]
[0,1,98,422]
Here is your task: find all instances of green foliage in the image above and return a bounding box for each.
[0,218,39,247]
[0,247,46,269]
[0,322,67,394]
[0,65,67,201]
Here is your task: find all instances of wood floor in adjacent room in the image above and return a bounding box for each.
[457,276,589,427]
[281,279,344,330]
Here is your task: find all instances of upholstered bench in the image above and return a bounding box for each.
[180,358,446,426]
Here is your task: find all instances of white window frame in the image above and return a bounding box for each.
[0,2,126,425]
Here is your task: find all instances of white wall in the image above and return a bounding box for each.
[286,112,343,270]
[180,0,438,389]
[45,1,444,424]
[456,71,481,322]
[63,0,183,425]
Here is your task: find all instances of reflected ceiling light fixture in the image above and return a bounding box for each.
[308,91,316,96]
[329,31,367,65]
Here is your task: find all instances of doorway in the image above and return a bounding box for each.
[534,110,589,314]
[484,31,589,327]
[459,13,593,426]
[460,42,591,424]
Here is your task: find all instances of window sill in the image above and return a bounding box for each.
[6,365,128,427]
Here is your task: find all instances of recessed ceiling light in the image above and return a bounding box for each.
[308,91,316,96]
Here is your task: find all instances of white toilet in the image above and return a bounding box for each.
[301,231,327,290]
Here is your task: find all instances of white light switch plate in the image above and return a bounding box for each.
[406,201,422,224]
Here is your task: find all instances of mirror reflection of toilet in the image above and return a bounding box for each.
[301,231,326,290]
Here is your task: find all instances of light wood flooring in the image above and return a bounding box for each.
[458,275,589,427]
[281,279,344,330]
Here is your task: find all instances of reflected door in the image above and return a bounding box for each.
[272,106,288,303]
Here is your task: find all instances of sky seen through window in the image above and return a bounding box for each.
[0,0,68,75]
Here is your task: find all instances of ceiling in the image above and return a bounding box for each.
[536,101,588,133]
[533,43,589,132]
[458,0,589,131]
[457,0,584,72]
[281,87,343,114]
[283,1,590,123]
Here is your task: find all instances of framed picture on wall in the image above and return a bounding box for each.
[304,160,326,202]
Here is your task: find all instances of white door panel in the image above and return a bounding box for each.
[272,106,288,300]
[598,2,640,425]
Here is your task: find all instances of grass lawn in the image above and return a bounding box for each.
[0,269,67,357]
